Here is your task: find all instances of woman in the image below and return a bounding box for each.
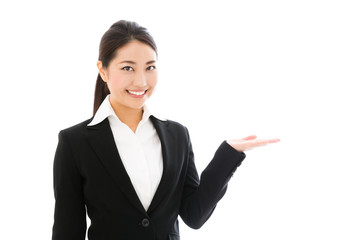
[52,20,279,240]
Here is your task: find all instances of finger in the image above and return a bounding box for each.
[265,138,281,144]
[252,138,280,147]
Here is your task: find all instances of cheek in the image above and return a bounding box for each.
[108,72,129,90]
[148,73,158,88]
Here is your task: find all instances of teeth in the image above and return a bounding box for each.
[128,90,146,96]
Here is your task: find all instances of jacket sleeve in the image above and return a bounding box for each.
[179,129,246,229]
[52,130,87,240]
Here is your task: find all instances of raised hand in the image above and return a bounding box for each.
[227,135,280,152]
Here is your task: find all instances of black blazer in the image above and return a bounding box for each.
[52,116,246,240]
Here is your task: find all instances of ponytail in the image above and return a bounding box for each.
[93,73,110,115]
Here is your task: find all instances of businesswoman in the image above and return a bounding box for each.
[52,20,279,240]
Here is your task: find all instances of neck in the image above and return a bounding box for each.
[110,101,143,133]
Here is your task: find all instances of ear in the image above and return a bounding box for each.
[97,60,107,82]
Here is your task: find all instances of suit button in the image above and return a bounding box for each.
[141,218,150,227]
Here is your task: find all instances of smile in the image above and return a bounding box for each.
[127,90,147,96]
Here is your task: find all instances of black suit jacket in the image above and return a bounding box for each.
[52,116,246,240]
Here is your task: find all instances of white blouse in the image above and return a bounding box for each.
[87,95,163,211]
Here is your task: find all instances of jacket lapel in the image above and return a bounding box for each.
[147,116,178,214]
[86,119,147,215]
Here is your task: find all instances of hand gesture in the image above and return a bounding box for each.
[227,135,280,152]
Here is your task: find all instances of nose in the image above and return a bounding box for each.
[133,71,147,87]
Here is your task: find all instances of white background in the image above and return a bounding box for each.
[0,0,359,239]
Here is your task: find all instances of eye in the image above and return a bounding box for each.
[147,65,156,71]
[122,66,134,71]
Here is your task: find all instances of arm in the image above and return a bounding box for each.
[179,132,279,229]
[52,131,87,240]
[179,131,246,229]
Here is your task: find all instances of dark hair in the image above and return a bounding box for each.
[93,20,157,115]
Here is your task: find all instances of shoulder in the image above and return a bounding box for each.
[151,116,189,134]
[150,116,192,149]
[59,117,94,139]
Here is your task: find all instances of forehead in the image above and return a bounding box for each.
[113,40,156,62]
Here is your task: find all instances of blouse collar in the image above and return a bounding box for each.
[87,95,165,127]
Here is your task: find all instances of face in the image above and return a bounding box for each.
[97,40,158,111]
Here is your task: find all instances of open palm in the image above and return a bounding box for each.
[227,135,280,152]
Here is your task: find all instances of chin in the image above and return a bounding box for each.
[127,102,146,110]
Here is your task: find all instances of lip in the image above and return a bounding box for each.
[126,89,148,98]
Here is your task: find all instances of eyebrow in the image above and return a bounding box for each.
[118,60,156,65]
